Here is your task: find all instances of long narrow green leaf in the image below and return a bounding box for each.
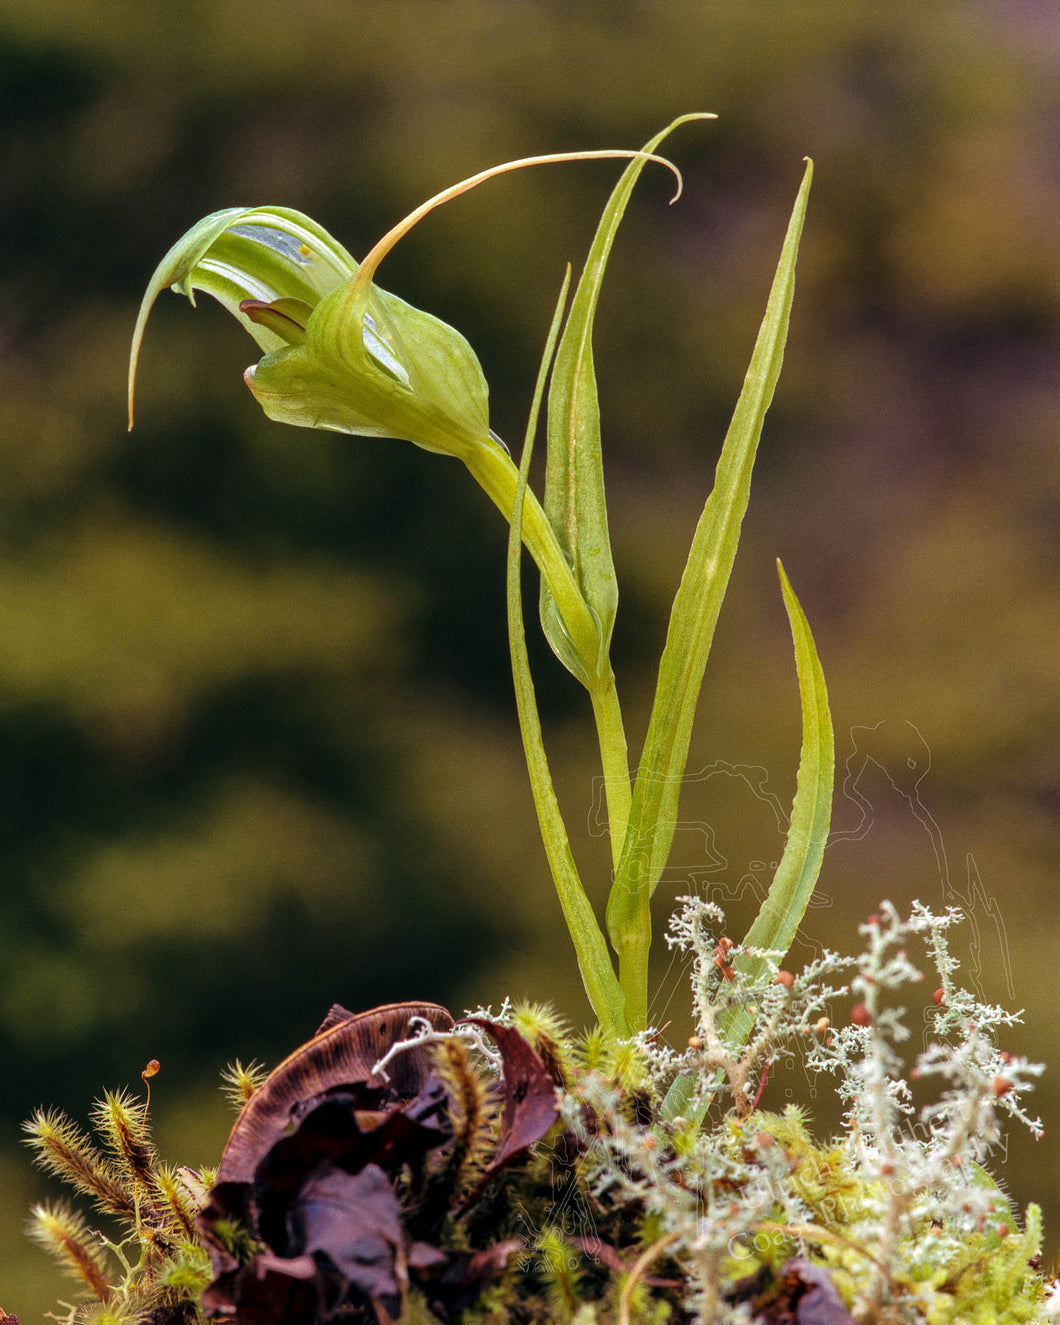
[607,159,813,1032]
[507,267,627,1037]
[740,563,833,954]
[716,561,834,1046]
[541,112,715,685]
[662,561,833,1119]
[541,116,716,873]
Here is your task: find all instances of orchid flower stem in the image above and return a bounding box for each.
[465,441,632,866]
[588,676,632,870]
[467,442,598,660]
[617,927,651,1035]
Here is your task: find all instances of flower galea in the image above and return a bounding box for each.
[128,205,494,461]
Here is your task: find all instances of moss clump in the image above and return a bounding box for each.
[24,904,1051,1324]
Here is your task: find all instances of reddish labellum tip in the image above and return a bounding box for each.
[774,970,795,989]
[933,988,945,1006]
[991,1076,1013,1097]
[850,1003,872,1026]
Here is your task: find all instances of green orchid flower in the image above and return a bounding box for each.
[128,202,608,675]
[128,205,494,461]
[128,149,680,695]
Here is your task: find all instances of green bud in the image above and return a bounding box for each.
[130,205,492,460]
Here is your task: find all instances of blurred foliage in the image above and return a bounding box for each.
[1,0,1058,1315]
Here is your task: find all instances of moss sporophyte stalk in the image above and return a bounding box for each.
[20,115,1052,1324]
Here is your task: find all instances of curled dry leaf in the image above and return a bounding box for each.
[217,1001,454,1184]
[201,1003,457,1324]
[199,1003,542,1325]
[463,1018,559,1179]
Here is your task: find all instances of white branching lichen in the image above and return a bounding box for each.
[544,897,1047,1323]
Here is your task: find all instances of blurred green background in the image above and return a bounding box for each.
[2,0,1058,1313]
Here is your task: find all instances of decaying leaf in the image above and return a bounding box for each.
[217,1002,454,1184]
[199,1004,542,1325]
[465,1018,559,1172]
[733,1257,857,1325]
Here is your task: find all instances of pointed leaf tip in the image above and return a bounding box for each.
[541,114,714,686]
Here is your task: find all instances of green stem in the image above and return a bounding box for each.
[617,918,651,1034]
[467,440,633,868]
[466,441,601,672]
[504,268,628,1036]
[589,673,632,870]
